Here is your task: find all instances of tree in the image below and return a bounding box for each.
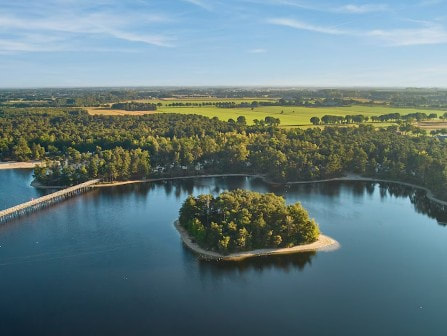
[31,143,45,159]
[310,117,320,125]
[237,116,247,125]
[12,138,32,161]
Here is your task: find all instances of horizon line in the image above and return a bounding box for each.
[1,85,447,90]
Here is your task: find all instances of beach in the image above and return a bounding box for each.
[0,161,41,170]
[174,220,340,261]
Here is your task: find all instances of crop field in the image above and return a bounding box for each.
[86,107,156,116]
[157,105,446,126]
[417,121,447,130]
[85,100,446,127]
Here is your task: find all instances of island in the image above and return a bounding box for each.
[176,189,339,260]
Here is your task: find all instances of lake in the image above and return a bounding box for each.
[0,169,53,210]
[0,170,446,335]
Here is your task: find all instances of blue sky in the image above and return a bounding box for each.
[1,0,447,87]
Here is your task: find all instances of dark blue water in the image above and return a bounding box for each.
[0,169,52,210]
[0,171,447,335]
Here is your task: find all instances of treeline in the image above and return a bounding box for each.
[310,112,446,125]
[110,102,157,111]
[164,99,352,109]
[310,115,369,125]
[34,147,150,185]
[0,89,159,107]
[179,190,319,254]
[164,101,271,108]
[3,87,447,109]
[1,110,447,201]
[371,112,442,122]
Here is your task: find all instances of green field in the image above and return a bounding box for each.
[156,105,445,127]
[84,98,447,128]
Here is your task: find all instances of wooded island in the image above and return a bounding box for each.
[178,190,320,254]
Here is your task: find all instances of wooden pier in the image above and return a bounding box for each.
[0,179,100,223]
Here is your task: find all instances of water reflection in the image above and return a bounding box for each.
[197,250,316,276]
[375,182,447,225]
[284,181,447,226]
[118,178,447,227]
[95,177,447,235]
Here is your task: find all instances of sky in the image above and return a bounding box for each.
[1,0,447,87]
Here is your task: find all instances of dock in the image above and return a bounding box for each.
[0,179,100,223]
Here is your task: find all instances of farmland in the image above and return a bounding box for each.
[86,100,446,128]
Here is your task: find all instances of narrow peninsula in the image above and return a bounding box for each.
[176,189,339,260]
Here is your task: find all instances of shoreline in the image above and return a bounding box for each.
[30,179,63,189]
[174,220,340,261]
[94,174,265,188]
[0,161,42,170]
[94,173,447,207]
[21,170,447,207]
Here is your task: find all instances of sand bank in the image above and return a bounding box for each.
[174,220,339,261]
[94,174,264,187]
[0,161,41,170]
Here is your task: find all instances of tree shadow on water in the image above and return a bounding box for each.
[196,250,316,278]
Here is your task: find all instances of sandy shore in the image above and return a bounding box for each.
[0,161,42,170]
[94,174,264,187]
[174,220,340,261]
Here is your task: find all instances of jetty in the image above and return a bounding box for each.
[0,179,100,223]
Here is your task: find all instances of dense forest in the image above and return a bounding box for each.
[179,190,320,254]
[110,102,157,111]
[1,109,447,201]
[33,148,150,186]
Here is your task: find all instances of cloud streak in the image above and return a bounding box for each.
[181,0,213,10]
[267,18,346,35]
[246,1,389,14]
[0,3,175,52]
[268,17,447,46]
[368,24,447,46]
[337,4,389,14]
[248,48,267,53]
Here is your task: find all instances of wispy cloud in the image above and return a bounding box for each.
[267,18,346,35]
[245,0,389,14]
[368,24,447,46]
[0,12,174,47]
[337,4,389,14]
[418,0,445,6]
[0,2,175,53]
[181,0,213,10]
[268,17,447,46]
[248,48,267,53]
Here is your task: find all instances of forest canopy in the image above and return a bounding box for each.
[1,110,447,201]
[178,190,320,254]
[110,102,157,111]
